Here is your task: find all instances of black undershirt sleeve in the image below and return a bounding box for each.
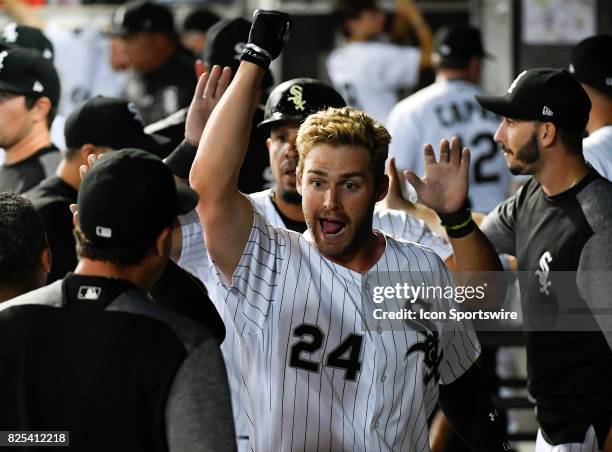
[438,360,510,451]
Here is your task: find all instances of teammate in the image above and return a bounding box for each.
[0,193,49,303]
[326,0,432,124]
[175,75,452,451]
[113,0,196,125]
[406,68,612,450]
[0,48,61,194]
[190,10,508,451]
[0,149,235,451]
[569,34,612,180]
[388,25,513,213]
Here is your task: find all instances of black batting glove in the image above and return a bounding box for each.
[240,9,293,69]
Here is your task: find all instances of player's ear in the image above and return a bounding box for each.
[35,244,51,288]
[539,122,556,148]
[155,227,173,258]
[30,96,51,124]
[79,144,97,164]
[376,175,389,202]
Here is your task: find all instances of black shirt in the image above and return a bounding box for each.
[27,176,78,282]
[0,145,60,194]
[0,273,235,452]
[481,169,612,445]
[124,50,197,125]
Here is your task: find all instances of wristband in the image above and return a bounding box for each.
[164,139,198,180]
[438,206,476,238]
[240,44,272,69]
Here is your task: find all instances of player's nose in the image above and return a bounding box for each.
[323,186,340,210]
[493,121,506,144]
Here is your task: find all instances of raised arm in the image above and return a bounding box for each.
[189,10,292,283]
[392,0,433,68]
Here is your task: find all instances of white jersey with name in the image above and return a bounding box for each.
[583,125,612,181]
[326,41,421,124]
[178,190,453,450]
[388,79,511,213]
[210,205,479,452]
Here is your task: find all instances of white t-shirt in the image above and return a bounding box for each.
[388,79,512,213]
[178,189,452,451]
[44,24,127,117]
[583,125,612,181]
[327,41,421,124]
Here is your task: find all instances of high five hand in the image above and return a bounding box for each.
[404,137,470,214]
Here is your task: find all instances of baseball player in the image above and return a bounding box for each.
[406,69,612,451]
[326,0,433,124]
[175,76,452,451]
[569,34,612,181]
[0,48,61,194]
[189,10,508,452]
[388,25,513,213]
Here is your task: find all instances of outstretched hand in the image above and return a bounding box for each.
[185,64,233,146]
[404,137,470,214]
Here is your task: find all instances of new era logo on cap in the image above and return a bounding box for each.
[33,80,43,92]
[77,286,101,300]
[542,106,553,116]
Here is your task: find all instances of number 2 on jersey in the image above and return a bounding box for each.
[289,323,364,381]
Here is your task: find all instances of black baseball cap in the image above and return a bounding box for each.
[111,0,176,36]
[475,68,591,133]
[78,149,198,246]
[0,48,60,107]
[258,78,347,130]
[65,96,172,157]
[182,8,220,33]
[203,18,273,91]
[0,23,54,60]
[569,34,612,95]
[434,25,489,63]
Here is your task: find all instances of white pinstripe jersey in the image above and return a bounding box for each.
[179,191,475,452]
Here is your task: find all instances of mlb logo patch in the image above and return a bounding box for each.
[96,226,112,238]
[77,286,101,300]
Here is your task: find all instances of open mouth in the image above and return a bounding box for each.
[319,218,347,237]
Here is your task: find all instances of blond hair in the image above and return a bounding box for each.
[296,106,391,185]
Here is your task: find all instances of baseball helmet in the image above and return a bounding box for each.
[258,78,347,130]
